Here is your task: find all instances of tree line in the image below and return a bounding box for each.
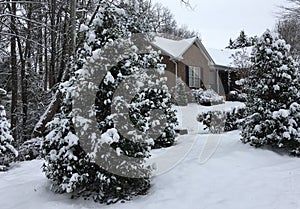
[0,0,198,149]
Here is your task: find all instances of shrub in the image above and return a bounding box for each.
[170,79,189,106]
[18,138,43,161]
[241,30,300,155]
[191,88,224,106]
[0,105,18,171]
[197,107,246,133]
[227,90,247,102]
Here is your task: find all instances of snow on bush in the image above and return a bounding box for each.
[227,90,247,102]
[18,137,43,161]
[42,0,177,204]
[191,88,225,106]
[170,79,189,106]
[241,30,300,155]
[0,103,18,171]
[197,107,246,134]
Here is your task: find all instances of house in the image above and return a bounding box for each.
[151,36,244,96]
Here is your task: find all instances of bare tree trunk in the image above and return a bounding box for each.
[44,15,49,91]
[49,0,56,88]
[21,3,33,140]
[32,91,62,137]
[10,0,18,140]
[70,0,76,57]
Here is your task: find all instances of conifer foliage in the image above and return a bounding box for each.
[42,0,177,204]
[241,30,300,155]
[0,89,18,171]
[227,30,256,49]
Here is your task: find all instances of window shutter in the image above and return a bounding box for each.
[185,65,189,86]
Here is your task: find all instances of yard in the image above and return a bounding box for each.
[1,102,300,209]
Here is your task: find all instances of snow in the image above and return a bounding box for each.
[151,36,197,60]
[0,88,7,96]
[79,24,89,32]
[207,47,252,67]
[1,102,300,209]
[173,102,245,134]
[207,48,236,67]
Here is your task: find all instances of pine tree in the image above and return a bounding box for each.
[236,30,248,47]
[241,30,300,155]
[0,89,18,171]
[227,30,255,49]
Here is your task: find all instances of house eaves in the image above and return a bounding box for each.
[151,36,214,63]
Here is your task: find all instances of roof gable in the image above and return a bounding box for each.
[151,36,214,65]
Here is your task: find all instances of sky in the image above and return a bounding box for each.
[151,0,289,49]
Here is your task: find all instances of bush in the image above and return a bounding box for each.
[0,105,18,171]
[227,90,247,102]
[197,107,246,133]
[170,79,189,106]
[241,30,300,155]
[18,138,43,161]
[191,88,224,106]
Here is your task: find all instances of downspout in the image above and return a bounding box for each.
[171,59,178,87]
[217,69,220,94]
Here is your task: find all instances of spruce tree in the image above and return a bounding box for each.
[241,30,300,155]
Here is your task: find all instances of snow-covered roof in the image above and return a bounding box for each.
[152,36,252,69]
[206,48,235,67]
[207,47,252,68]
[152,36,198,60]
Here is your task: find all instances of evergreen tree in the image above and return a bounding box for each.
[228,38,234,49]
[0,89,18,171]
[227,30,255,49]
[42,0,177,203]
[241,30,300,155]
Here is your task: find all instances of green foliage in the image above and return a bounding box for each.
[0,105,18,171]
[197,107,246,134]
[241,30,300,155]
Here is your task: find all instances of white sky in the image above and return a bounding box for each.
[151,0,288,49]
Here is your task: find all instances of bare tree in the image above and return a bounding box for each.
[280,0,300,18]
[278,0,300,59]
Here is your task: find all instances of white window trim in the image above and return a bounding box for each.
[189,66,202,88]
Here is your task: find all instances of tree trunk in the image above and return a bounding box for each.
[49,0,56,88]
[10,0,18,140]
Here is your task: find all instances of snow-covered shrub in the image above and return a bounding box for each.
[0,103,18,171]
[224,107,246,132]
[18,137,43,161]
[227,90,247,102]
[192,88,224,106]
[130,87,178,148]
[43,0,176,204]
[197,107,246,133]
[197,110,226,133]
[241,30,300,155]
[170,79,189,106]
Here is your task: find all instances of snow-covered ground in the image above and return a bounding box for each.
[1,102,300,209]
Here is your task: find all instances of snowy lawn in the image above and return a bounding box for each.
[1,102,300,209]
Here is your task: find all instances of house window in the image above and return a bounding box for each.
[188,66,202,88]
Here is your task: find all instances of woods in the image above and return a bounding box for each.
[0,0,196,151]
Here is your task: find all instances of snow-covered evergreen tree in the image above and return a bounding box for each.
[0,89,18,171]
[241,30,300,155]
[227,30,256,49]
[42,0,177,203]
